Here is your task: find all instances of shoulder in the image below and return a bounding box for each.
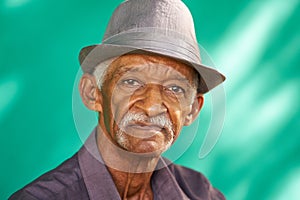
[167,163,226,200]
[9,153,89,200]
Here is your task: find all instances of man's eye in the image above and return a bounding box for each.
[167,85,185,94]
[122,79,141,87]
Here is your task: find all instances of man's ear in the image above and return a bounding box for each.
[79,73,103,112]
[184,93,204,126]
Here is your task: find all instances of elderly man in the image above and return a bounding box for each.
[10,0,225,199]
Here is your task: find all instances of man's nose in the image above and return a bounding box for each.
[134,84,167,117]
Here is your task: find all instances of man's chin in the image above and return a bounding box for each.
[118,140,171,157]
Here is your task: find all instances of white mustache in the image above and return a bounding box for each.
[119,112,174,133]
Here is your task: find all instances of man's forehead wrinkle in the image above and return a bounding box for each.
[122,61,188,79]
[107,55,149,77]
[120,64,191,85]
[104,54,197,87]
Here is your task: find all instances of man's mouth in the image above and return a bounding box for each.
[123,123,165,138]
[128,121,163,130]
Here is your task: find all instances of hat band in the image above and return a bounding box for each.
[102,30,202,64]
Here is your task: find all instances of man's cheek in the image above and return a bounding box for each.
[111,91,131,118]
[181,104,193,118]
[170,110,183,130]
[111,88,133,106]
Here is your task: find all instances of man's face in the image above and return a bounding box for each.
[99,54,201,155]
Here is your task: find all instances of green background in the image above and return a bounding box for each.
[1,0,300,199]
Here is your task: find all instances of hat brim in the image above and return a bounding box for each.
[79,44,225,94]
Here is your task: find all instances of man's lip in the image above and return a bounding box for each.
[122,123,165,138]
[127,124,163,131]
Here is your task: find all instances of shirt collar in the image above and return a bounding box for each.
[78,128,189,200]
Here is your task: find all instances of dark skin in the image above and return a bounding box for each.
[79,54,204,200]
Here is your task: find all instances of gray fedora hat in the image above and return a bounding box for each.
[79,0,225,93]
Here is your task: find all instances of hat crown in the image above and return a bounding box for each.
[102,0,200,61]
[103,0,196,38]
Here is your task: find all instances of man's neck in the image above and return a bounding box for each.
[96,126,159,199]
[107,167,154,200]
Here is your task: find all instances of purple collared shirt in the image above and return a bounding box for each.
[10,130,225,200]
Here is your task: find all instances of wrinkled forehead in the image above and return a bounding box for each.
[104,54,197,84]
